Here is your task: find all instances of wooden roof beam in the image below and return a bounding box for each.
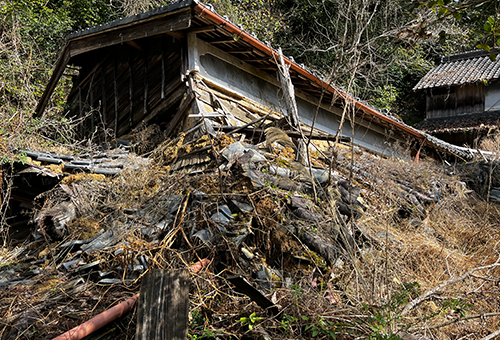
[70,10,191,57]
[208,38,237,44]
[188,25,217,34]
[126,40,143,51]
[225,48,254,53]
[241,57,272,63]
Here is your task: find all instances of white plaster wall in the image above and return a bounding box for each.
[485,81,500,111]
[188,35,404,156]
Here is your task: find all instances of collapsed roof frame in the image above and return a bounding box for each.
[34,0,481,160]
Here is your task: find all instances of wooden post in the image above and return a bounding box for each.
[101,66,107,126]
[277,47,299,129]
[136,269,190,340]
[143,50,148,117]
[161,36,166,99]
[128,51,134,128]
[113,54,119,138]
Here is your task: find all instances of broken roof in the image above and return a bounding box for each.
[35,0,425,142]
[413,49,500,90]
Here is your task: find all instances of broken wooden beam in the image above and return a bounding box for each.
[136,269,190,340]
[218,125,351,143]
[164,92,195,138]
[227,275,279,315]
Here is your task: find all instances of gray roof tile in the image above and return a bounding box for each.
[414,50,500,90]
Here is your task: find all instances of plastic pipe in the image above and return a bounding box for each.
[52,259,210,340]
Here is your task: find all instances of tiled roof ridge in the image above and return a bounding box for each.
[441,49,500,63]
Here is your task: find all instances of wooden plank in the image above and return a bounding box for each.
[144,50,149,118]
[70,10,191,57]
[128,52,134,128]
[126,40,143,51]
[226,48,254,53]
[90,74,95,133]
[219,125,351,142]
[207,38,235,44]
[161,37,166,99]
[241,57,271,63]
[164,92,194,138]
[113,55,119,138]
[101,65,107,125]
[78,87,83,135]
[134,79,185,130]
[35,42,71,116]
[188,25,216,33]
[136,269,189,340]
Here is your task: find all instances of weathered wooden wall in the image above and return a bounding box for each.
[426,83,485,119]
[66,34,186,139]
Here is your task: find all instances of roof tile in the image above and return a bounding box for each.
[414,50,500,90]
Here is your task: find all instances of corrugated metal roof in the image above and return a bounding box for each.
[413,50,500,90]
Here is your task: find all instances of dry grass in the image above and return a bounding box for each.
[1,133,500,339]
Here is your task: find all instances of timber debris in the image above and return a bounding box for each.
[0,121,499,339]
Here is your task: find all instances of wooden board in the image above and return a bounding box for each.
[136,269,190,340]
[70,10,191,57]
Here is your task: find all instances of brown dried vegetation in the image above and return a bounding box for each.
[0,131,500,340]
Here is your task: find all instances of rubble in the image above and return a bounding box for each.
[0,125,499,339]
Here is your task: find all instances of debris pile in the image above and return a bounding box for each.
[1,125,500,340]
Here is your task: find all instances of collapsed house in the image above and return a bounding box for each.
[414,49,500,147]
[1,3,500,339]
[35,0,476,160]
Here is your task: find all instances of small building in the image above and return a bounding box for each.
[414,50,500,147]
[36,0,472,159]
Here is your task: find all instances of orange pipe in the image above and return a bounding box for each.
[52,294,138,340]
[188,258,211,273]
[193,3,425,140]
[52,259,210,340]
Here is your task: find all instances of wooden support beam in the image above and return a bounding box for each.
[293,81,311,87]
[136,269,189,340]
[90,75,94,133]
[70,10,191,57]
[164,31,185,40]
[113,55,118,138]
[207,38,235,44]
[225,48,253,53]
[241,57,271,63]
[188,25,217,33]
[257,66,277,70]
[78,87,83,135]
[165,93,194,138]
[218,125,351,143]
[136,80,185,130]
[126,40,143,51]
[161,37,166,99]
[78,87,82,120]
[101,66,107,125]
[35,43,71,116]
[128,53,134,128]
[143,50,148,117]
